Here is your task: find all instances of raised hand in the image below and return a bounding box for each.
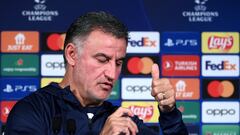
[100,107,139,135]
[151,64,175,112]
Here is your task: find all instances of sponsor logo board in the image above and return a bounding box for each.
[161,32,200,53]
[202,79,239,99]
[177,101,200,123]
[202,102,239,123]
[169,78,200,100]
[41,33,65,52]
[121,101,159,123]
[127,32,159,53]
[41,78,63,87]
[202,125,239,135]
[1,31,39,53]
[41,54,65,76]
[202,32,239,53]
[0,78,39,100]
[122,55,159,76]
[121,78,154,100]
[1,54,39,76]
[202,55,239,76]
[162,55,200,76]
[0,101,17,123]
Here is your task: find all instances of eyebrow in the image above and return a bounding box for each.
[94,53,125,61]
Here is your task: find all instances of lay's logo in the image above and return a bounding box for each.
[128,105,153,121]
[202,32,239,53]
[208,35,233,50]
[121,101,159,123]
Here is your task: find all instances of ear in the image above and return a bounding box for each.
[65,43,77,66]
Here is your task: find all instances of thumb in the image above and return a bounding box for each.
[151,63,159,80]
[113,107,134,117]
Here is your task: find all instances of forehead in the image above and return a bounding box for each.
[83,30,127,55]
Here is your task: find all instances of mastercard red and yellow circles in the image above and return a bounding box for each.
[47,33,66,51]
[207,80,234,98]
[127,57,155,74]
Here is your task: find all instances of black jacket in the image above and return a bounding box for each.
[5,83,188,135]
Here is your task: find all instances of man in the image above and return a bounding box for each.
[5,11,188,135]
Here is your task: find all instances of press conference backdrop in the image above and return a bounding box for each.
[0,0,240,134]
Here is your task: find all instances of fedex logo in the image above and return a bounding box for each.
[127,32,159,53]
[205,60,236,70]
[202,55,239,76]
[129,37,156,47]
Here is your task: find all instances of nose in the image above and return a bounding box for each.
[104,62,116,81]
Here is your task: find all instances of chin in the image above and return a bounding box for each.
[95,94,110,101]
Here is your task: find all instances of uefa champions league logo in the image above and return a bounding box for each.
[195,0,208,5]
[34,0,46,4]
[34,0,47,10]
[194,0,208,11]
[182,0,219,22]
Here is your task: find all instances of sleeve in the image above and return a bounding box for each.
[4,99,45,135]
[132,116,159,135]
[159,107,188,135]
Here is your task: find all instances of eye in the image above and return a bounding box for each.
[96,56,109,63]
[116,60,123,66]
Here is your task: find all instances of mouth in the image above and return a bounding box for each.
[99,82,113,91]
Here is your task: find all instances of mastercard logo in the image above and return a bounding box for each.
[47,33,66,51]
[207,80,234,98]
[127,57,154,74]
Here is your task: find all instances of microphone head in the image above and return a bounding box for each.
[67,118,76,134]
[52,116,62,134]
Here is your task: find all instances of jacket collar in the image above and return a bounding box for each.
[43,82,118,114]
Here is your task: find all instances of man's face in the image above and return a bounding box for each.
[72,30,127,102]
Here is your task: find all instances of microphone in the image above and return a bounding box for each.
[67,119,76,135]
[52,116,62,135]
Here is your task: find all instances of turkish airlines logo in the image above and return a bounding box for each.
[127,32,159,53]
[202,55,239,76]
[162,55,200,76]
[121,78,154,100]
[122,56,159,76]
[1,31,39,53]
[0,101,17,123]
[202,79,239,99]
[202,32,239,53]
[202,102,239,123]
[41,54,65,76]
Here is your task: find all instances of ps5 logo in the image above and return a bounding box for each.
[3,84,37,93]
[164,38,197,47]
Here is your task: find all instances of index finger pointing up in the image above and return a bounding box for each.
[151,63,159,80]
